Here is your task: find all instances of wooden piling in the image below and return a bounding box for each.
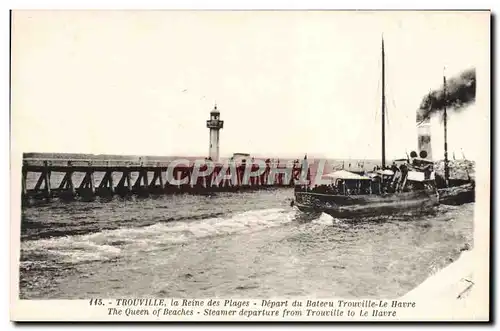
[58,170,76,197]
[68,172,75,195]
[134,171,143,188]
[89,172,95,195]
[126,171,132,192]
[22,168,27,196]
[116,171,131,195]
[43,161,51,198]
[143,170,149,188]
[34,172,45,191]
[116,173,126,189]
[98,171,114,195]
[59,172,69,189]
[149,171,158,188]
[79,171,95,196]
[158,169,164,188]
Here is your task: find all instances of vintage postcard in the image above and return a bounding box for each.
[10,10,490,321]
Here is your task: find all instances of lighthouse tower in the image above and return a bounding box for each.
[206,104,224,162]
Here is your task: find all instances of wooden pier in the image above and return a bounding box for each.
[22,157,308,202]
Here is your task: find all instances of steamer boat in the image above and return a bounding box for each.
[292,39,440,218]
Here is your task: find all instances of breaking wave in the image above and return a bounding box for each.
[21,208,298,265]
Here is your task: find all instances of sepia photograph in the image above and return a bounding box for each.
[10,9,490,321]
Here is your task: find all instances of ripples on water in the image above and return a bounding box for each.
[19,188,473,299]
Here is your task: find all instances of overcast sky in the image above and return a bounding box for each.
[11,10,489,160]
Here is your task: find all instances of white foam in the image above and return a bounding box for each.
[22,237,122,264]
[312,212,335,225]
[22,208,297,264]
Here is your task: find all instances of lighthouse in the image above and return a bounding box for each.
[206,104,224,162]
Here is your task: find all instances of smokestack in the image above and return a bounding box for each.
[417,118,432,160]
[416,68,475,161]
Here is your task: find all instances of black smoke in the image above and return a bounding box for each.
[417,68,476,123]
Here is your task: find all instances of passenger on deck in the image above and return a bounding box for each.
[400,163,408,175]
[423,164,433,180]
[337,180,345,195]
[391,162,399,174]
[371,176,381,194]
[398,163,409,192]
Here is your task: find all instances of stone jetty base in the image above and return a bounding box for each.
[399,249,488,321]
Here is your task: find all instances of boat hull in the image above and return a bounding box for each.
[438,183,475,205]
[294,189,440,219]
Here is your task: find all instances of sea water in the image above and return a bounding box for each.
[19,188,473,299]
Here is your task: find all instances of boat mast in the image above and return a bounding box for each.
[443,73,450,186]
[381,37,386,169]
